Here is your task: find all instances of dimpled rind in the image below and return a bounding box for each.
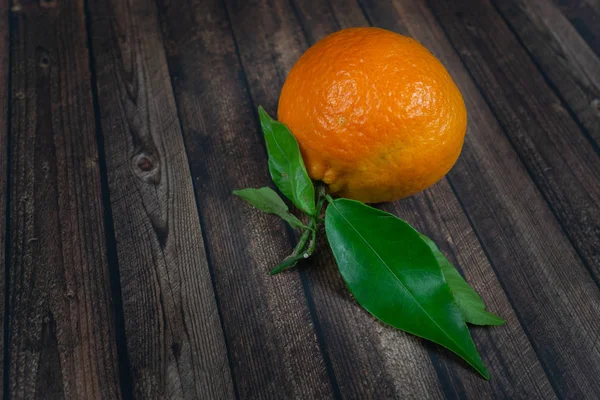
[278,27,467,203]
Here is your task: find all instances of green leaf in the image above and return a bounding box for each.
[420,235,505,326]
[233,187,308,230]
[258,106,316,216]
[325,198,489,379]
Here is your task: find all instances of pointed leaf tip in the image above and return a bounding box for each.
[420,234,505,327]
[325,198,490,378]
[233,187,308,230]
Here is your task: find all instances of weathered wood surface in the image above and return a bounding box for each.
[86,0,234,397]
[385,0,600,396]
[493,0,600,148]
[0,1,9,397]
[6,0,121,398]
[157,0,334,398]
[429,0,600,287]
[1,0,599,398]
[553,0,600,56]
[433,0,600,285]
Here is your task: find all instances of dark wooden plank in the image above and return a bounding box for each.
[86,0,236,398]
[157,0,335,398]
[357,0,600,396]
[491,0,600,149]
[7,1,121,398]
[427,0,600,284]
[553,0,600,56]
[278,0,555,397]
[0,1,9,397]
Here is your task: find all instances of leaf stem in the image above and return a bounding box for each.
[270,218,315,275]
[270,183,328,275]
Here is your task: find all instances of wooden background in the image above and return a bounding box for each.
[0,0,599,398]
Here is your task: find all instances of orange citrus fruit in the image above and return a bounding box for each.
[278,27,467,203]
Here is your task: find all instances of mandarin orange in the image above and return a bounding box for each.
[278,27,467,203]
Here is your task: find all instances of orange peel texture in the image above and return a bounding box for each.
[278,27,467,203]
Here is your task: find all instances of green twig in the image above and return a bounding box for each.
[270,183,327,275]
[270,223,313,275]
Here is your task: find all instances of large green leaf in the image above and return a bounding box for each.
[325,198,489,379]
[258,106,316,216]
[420,235,505,326]
[233,187,308,230]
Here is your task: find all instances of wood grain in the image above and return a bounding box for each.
[2,0,598,398]
[157,0,334,398]
[86,0,236,398]
[553,0,600,56]
[357,0,600,396]
[0,1,9,397]
[7,1,120,398]
[285,0,554,397]
[427,0,600,283]
[492,0,600,149]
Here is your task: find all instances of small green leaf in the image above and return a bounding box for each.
[325,198,489,379]
[258,106,316,216]
[420,235,505,326]
[233,187,308,230]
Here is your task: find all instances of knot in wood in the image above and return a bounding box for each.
[137,156,154,171]
[132,152,160,184]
